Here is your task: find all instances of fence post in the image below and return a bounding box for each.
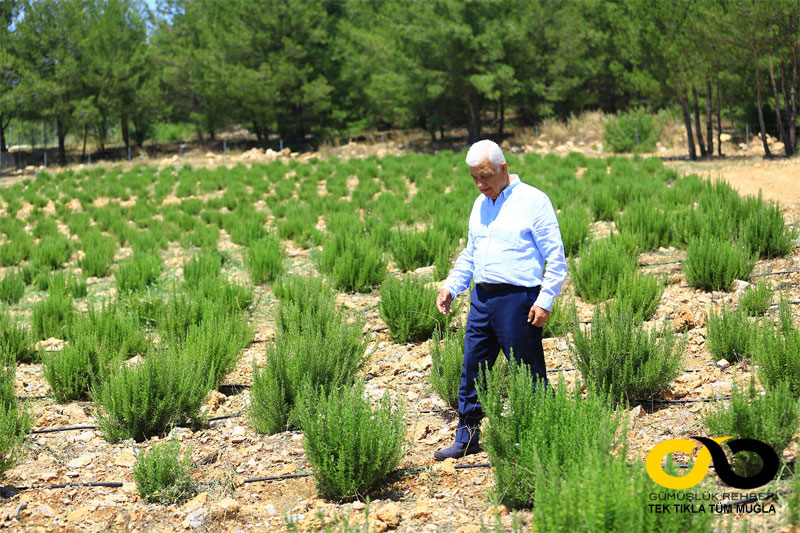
[127,146,132,162]
[279,138,284,151]
[44,151,47,168]
[535,125,539,139]
[223,140,227,159]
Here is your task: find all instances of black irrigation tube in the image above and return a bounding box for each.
[29,425,98,435]
[640,260,682,267]
[636,396,731,404]
[750,270,800,279]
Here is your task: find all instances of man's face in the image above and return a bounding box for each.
[470,159,509,200]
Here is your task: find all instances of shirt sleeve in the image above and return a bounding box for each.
[530,195,568,311]
[442,226,475,300]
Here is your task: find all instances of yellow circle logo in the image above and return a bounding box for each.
[645,437,731,489]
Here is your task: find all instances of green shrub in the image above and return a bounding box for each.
[739,201,798,258]
[0,313,36,363]
[80,233,116,278]
[531,446,714,532]
[95,348,209,442]
[0,270,24,304]
[31,291,73,340]
[116,252,162,292]
[189,277,254,314]
[615,201,674,251]
[477,363,623,508]
[706,307,758,363]
[318,233,387,293]
[704,379,799,476]
[684,236,756,291]
[609,271,664,321]
[184,223,219,250]
[570,304,684,403]
[297,381,405,501]
[183,253,222,286]
[379,276,454,343]
[0,351,32,479]
[246,237,284,285]
[588,184,618,222]
[604,108,658,153]
[41,333,97,402]
[429,326,464,409]
[248,300,370,435]
[390,228,450,272]
[543,297,576,338]
[32,235,72,270]
[133,438,197,504]
[0,235,33,266]
[32,217,59,239]
[273,275,335,309]
[557,205,591,257]
[179,312,251,387]
[570,238,638,303]
[754,299,800,398]
[71,303,149,361]
[791,470,800,526]
[738,281,773,317]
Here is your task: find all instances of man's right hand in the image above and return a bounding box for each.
[436,289,453,315]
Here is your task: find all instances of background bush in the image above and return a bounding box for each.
[557,205,591,258]
[246,237,284,285]
[684,236,756,291]
[543,296,576,338]
[428,326,464,409]
[0,271,25,304]
[754,299,800,398]
[116,252,162,292]
[297,381,405,501]
[609,271,664,321]
[570,304,684,403]
[31,291,73,340]
[379,275,453,343]
[604,107,658,153]
[0,350,32,479]
[705,307,758,363]
[738,281,773,317]
[0,313,36,363]
[570,238,638,303]
[133,438,197,504]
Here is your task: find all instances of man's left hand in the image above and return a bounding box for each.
[527,305,550,327]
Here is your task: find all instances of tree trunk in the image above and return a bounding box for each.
[440,125,445,140]
[778,59,794,156]
[692,84,707,157]
[680,92,697,161]
[82,124,87,160]
[121,111,130,153]
[0,115,6,153]
[57,119,67,166]
[790,43,798,155]
[716,71,723,156]
[466,88,482,144]
[753,42,772,157]
[705,76,713,155]
[768,61,789,156]
[499,92,505,139]
[252,120,263,146]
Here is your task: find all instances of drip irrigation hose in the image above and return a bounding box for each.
[640,260,682,267]
[636,396,731,404]
[750,270,800,279]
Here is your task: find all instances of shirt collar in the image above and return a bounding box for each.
[499,174,521,199]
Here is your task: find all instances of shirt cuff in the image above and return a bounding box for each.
[533,292,554,312]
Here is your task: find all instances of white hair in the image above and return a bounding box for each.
[465,139,505,170]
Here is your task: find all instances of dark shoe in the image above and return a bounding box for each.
[433,441,482,461]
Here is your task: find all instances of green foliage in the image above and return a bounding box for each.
[570,304,684,403]
[570,238,638,303]
[588,184,618,222]
[183,252,222,286]
[379,275,453,343]
[604,108,658,153]
[133,439,197,504]
[95,348,209,443]
[390,228,450,272]
[116,252,162,292]
[609,271,664,321]
[41,332,97,402]
[246,237,284,285]
[738,281,773,317]
[704,380,800,476]
[615,201,674,251]
[32,235,72,270]
[0,351,32,479]
[80,232,117,278]
[0,234,33,267]
[477,363,623,508]
[530,446,714,532]
[754,299,800,398]
[684,236,756,291]
[249,294,370,435]
[738,201,798,259]
[706,307,758,363]
[557,205,591,257]
[0,270,25,304]
[542,297,576,338]
[318,232,387,293]
[0,313,36,363]
[428,326,464,409]
[179,313,252,387]
[297,381,405,501]
[31,291,73,340]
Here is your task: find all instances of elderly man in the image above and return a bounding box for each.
[434,139,568,461]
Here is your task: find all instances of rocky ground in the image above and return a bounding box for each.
[1,149,799,532]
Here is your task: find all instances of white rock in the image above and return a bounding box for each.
[715,359,730,369]
[733,280,750,296]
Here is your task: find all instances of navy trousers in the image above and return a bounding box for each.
[455,284,547,444]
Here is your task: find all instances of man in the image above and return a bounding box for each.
[434,139,568,461]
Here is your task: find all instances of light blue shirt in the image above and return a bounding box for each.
[442,174,568,311]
